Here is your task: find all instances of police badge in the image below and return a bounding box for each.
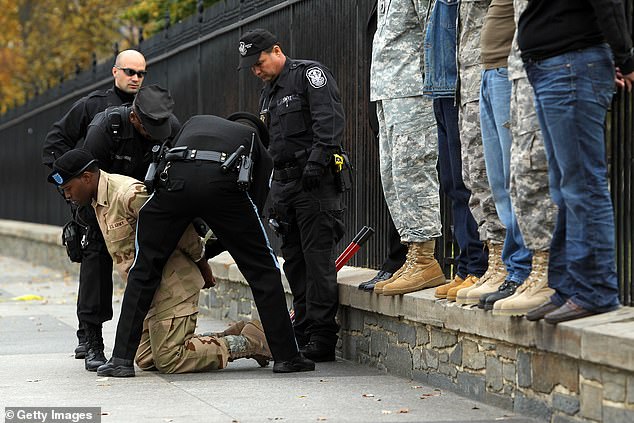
[306,67,327,89]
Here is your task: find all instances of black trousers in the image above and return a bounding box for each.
[75,205,114,340]
[270,172,344,347]
[381,213,407,274]
[112,161,299,362]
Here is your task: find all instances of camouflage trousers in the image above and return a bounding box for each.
[459,100,505,242]
[509,77,556,252]
[377,96,441,242]
[135,292,229,373]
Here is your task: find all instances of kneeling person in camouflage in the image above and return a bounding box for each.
[47,149,270,375]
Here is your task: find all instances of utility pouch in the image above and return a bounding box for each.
[62,220,85,263]
[332,151,353,192]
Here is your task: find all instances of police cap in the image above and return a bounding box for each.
[237,29,278,70]
[133,84,174,140]
[47,149,97,186]
[227,111,270,148]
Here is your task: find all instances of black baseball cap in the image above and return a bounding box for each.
[47,149,97,186]
[133,84,174,140]
[237,29,278,70]
[227,111,270,148]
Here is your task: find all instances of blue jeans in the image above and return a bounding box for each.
[434,98,488,279]
[525,45,620,311]
[480,67,533,283]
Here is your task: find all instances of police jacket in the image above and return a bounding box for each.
[42,85,134,168]
[258,58,345,168]
[172,115,273,214]
[83,105,181,181]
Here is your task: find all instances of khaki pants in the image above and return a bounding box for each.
[135,310,230,374]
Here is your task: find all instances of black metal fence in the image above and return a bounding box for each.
[0,0,631,305]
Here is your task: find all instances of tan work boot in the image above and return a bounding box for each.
[463,242,507,305]
[435,275,464,299]
[382,240,446,296]
[447,275,477,301]
[202,320,246,337]
[224,320,272,367]
[493,251,554,316]
[374,248,411,294]
[455,241,496,304]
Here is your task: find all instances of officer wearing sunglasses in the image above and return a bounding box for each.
[41,49,147,367]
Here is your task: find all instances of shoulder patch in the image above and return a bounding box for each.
[306,67,327,89]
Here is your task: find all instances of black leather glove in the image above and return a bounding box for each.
[301,161,325,191]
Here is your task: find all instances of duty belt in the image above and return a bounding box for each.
[164,147,227,163]
[272,166,302,181]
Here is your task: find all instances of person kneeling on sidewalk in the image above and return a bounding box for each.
[48,149,272,374]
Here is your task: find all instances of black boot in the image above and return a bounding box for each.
[75,326,87,359]
[300,340,336,362]
[97,357,135,377]
[273,354,315,373]
[84,324,106,371]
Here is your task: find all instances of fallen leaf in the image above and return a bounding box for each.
[398,408,409,414]
[319,379,328,382]
[411,385,423,389]
[362,393,375,398]
[298,395,307,398]
[96,377,109,382]
[101,412,109,416]
[381,410,392,415]
[472,406,480,410]
[12,295,45,301]
[317,418,327,421]
[26,379,41,383]
[163,419,173,422]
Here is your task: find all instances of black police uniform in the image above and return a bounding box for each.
[259,58,346,354]
[42,85,134,350]
[108,115,303,368]
[82,106,181,180]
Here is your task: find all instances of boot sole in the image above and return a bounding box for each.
[85,362,105,372]
[382,275,446,296]
[96,367,135,377]
[273,362,316,373]
[492,308,529,316]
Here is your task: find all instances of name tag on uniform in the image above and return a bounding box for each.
[107,220,127,230]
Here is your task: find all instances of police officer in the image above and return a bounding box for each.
[97,113,315,377]
[41,50,147,360]
[238,29,346,362]
[82,84,181,181]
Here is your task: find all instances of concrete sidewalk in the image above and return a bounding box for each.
[0,256,539,423]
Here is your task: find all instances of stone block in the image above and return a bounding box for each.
[502,384,514,396]
[535,320,582,358]
[603,405,634,423]
[533,353,578,393]
[602,369,626,402]
[502,362,516,383]
[356,335,369,354]
[438,362,457,378]
[423,349,439,370]
[497,343,517,360]
[396,322,416,345]
[485,391,513,410]
[552,393,580,416]
[430,328,457,348]
[346,308,365,332]
[413,348,423,370]
[416,326,429,345]
[579,381,603,421]
[580,362,603,382]
[580,310,634,372]
[384,343,413,379]
[463,339,486,370]
[439,352,449,363]
[514,391,552,422]
[449,342,462,365]
[238,299,251,315]
[341,334,358,359]
[364,314,378,327]
[370,330,388,357]
[413,370,455,393]
[486,356,503,392]
[552,415,583,423]
[227,300,238,321]
[457,372,486,402]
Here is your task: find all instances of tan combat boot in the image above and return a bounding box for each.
[462,242,507,305]
[455,241,496,305]
[493,251,554,316]
[374,247,412,294]
[447,275,478,301]
[382,240,446,296]
[224,320,272,367]
[435,275,464,299]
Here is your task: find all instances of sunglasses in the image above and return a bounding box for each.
[116,66,147,78]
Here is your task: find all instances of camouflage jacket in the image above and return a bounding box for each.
[457,0,491,105]
[91,171,205,320]
[507,0,527,81]
[370,0,432,101]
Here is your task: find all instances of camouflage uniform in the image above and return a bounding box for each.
[457,0,505,242]
[92,171,229,373]
[370,0,441,242]
[507,0,556,252]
